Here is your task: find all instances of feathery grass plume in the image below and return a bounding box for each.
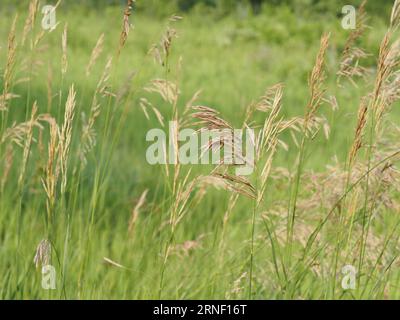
[139,98,150,120]
[304,33,330,132]
[41,119,59,222]
[118,0,134,56]
[255,83,284,113]
[33,239,51,268]
[371,33,400,132]
[190,105,252,169]
[128,189,148,233]
[0,144,13,194]
[31,28,46,51]
[257,136,278,203]
[243,83,295,297]
[380,69,400,107]
[373,34,392,102]
[142,73,182,188]
[21,0,39,46]
[255,88,298,156]
[337,0,369,85]
[349,97,368,166]
[182,90,202,118]
[97,56,113,95]
[86,33,105,76]
[200,173,256,199]
[59,85,76,195]
[0,93,20,110]
[145,78,180,178]
[191,105,233,130]
[161,28,177,65]
[253,84,291,204]
[1,114,43,147]
[374,30,400,100]
[1,15,18,112]
[145,79,179,106]
[294,115,331,141]
[323,95,339,111]
[256,84,283,157]
[286,33,330,271]
[139,98,166,127]
[149,16,180,67]
[94,57,116,98]
[243,102,258,128]
[355,17,400,279]
[18,102,38,188]
[61,23,68,75]
[150,77,201,297]
[79,57,113,165]
[390,0,400,30]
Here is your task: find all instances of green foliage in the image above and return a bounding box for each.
[0,1,400,300]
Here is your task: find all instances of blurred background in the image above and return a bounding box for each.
[1,0,398,172]
[1,0,400,299]
[1,0,397,16]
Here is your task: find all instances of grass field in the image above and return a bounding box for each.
[1,0,400,299]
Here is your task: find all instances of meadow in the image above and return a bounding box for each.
[1,0,400,299]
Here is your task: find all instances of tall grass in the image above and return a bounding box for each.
[1,0,400,299]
